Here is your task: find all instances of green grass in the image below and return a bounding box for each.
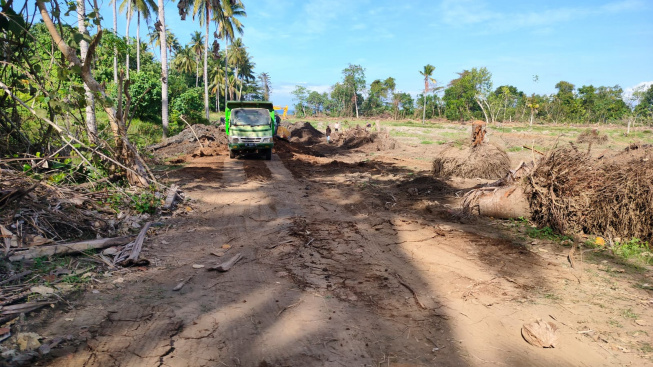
[526,226,573,242]
[622,308,638,319]
[613,238,653,266]
[420,140,434,144]
[507,146,523,152]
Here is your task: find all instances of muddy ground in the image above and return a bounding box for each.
[18,121,653,366]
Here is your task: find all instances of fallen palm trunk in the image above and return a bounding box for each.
[8,236,133,261]
[463,145,653,243]
[462,162,532,219]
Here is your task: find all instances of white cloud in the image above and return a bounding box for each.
[623,81,653,103]
[439,0,646,33]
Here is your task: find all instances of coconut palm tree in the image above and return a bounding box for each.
[190,31,204,87]
[419,64,436,124]
[258,72,271,101]
[120,0,157,75]
[156,0,168,137]
[149,28,180,59]
[217,0,245,107]
[209,62,225,111]
[188,0,223,120]
[173,45,196,75]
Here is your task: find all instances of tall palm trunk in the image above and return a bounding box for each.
[224,37,228,108]
[112,0,117,83]
[158,0,168,137]
[77,0,97,143]
[136,10,140,72]
[203,13,209,120]
[125,1,132,80]
[195,54,199,87]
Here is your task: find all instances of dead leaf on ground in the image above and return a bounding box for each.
[522,319,558,348]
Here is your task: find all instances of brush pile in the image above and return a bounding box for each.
[336,125,398,151]
[576,129,608,144]
[432,143,510,180]
[525,145,653,242]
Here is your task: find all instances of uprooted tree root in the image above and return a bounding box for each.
[576,129,608,144]
[432,143,510,180]
[336,125,398,151]
[526,146,653,242]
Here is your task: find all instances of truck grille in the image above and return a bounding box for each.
[240,137,262,143]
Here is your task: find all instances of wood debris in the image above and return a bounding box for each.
[208,253,243,272]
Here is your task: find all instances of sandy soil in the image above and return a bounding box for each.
[24,122,653,366]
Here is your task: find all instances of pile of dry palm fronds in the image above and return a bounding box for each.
[525,145,653,242]
[433,143,510,180]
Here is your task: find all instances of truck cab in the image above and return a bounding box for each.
[225,101,275,160]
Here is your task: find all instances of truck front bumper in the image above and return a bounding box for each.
[228,142,273,151]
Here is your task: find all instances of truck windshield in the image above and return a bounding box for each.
[231,108,270,126]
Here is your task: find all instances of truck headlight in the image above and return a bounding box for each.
[230,137,239,143]
[261,137,271,143]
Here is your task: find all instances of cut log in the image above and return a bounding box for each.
[463,186,530,219]
[8,236,133,261]
[208,253,242,272]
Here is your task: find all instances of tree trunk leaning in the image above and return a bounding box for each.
[77,0,97,144]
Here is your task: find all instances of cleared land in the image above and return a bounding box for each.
[17,120,653,366]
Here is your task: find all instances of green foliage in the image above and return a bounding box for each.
[132,191,159,214]
[128,71,163,121]
[613,238,652,265]
[171,87,205,123]
[527,226,573,241]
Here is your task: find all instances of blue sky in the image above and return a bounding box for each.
[42,0,653,107]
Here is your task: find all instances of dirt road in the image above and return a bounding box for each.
[36,148,652,366]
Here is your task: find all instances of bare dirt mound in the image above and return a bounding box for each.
[432,144,510,179]
[287,122,324,145]
[576,129,608,144]
[527,145,653,242]
[149,124,227,160]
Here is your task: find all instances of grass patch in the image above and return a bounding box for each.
[526,226,573,242]
[420,140,434,145]
[622,308,638,319]
[507,146,523,152]
[613,238,653,266]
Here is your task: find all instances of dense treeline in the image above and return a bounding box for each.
[291,65,653,125]
[0,0,266,183]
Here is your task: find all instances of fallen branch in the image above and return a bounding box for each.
[179,115,204,149]
[522,145,545,155]
[0,301,51,316]
[114,222,152,266]
[173,274,196,291]
[277,300,303,317]
[8,236,133,261]
[208,253,243,272]
[395,273,427,310]
[162,185,181,211]
[0,271,32,285]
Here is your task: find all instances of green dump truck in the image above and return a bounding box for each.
[225,101,275,160]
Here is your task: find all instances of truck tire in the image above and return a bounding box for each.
[264,148,272,161]
[229,150,236,159]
